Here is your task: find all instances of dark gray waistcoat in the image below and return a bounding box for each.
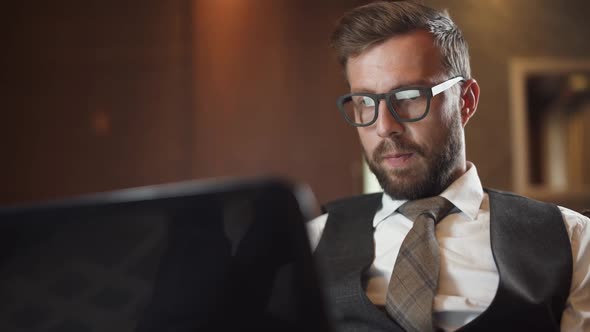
[314,189,572,332]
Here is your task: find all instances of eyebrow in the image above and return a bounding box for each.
[350,79,435,94]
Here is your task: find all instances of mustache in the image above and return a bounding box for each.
[372,138,425,162]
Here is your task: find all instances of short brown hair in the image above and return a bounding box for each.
[331,1,471,79]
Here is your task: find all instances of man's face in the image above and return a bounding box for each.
[346,30,467,200]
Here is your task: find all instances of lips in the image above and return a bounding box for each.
[381,152,414,167]
[372,138,423,169]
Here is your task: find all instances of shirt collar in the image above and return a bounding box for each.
[373,193,406,227]
[439,162,483,221]
[372,162,484,227]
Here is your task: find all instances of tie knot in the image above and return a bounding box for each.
[397,196,454,224]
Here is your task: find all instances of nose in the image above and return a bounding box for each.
[375,101,404,137]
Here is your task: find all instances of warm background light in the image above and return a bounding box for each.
[1,0,589,212]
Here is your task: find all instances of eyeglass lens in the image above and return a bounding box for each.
[340,88,428,125]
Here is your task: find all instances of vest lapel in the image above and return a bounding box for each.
[317,193,404,331]
[457,189,571,331]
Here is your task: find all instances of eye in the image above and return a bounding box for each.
[394,89,422,101]
[360,96,375,106]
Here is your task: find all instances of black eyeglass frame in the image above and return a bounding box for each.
[336,76,465,127]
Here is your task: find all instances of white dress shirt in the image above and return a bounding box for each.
[306,163,590,331]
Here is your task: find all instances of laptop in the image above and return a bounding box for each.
[0,177,333,332]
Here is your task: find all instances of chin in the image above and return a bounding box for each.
[380,174,430,200]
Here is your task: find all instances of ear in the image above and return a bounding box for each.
[459,79,480,127]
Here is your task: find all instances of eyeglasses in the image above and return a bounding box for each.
[336,76,464,127]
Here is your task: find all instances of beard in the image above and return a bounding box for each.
[364,112,463,200]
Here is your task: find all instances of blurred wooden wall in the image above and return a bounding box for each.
[190,0,362,205]
[0,0,362,205]
[2,1,195,203]
[3,1,588,210]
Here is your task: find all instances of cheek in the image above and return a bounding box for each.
[422,98,458,134]
[357,128,377,153]
[412,116,450,150]
[436,94,460,124]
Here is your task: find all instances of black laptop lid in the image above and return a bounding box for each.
[0,177,331,332]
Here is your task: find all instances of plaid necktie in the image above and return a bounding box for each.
[385,196,454,332]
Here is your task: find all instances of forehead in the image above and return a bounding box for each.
[346,30,444,91]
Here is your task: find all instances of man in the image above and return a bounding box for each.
[307,1,590,331]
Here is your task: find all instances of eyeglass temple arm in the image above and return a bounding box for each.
[431,76,464,96]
